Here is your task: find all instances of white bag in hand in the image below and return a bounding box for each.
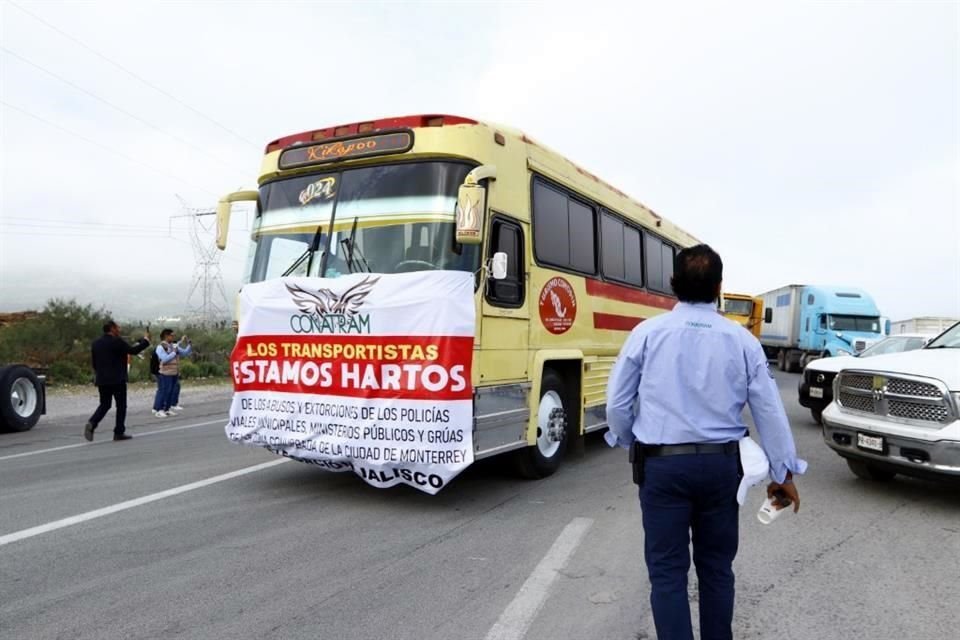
[737,436,769,506]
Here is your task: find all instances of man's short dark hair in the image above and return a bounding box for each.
[102,320,118,334]
[671,244,723,303]
[160,328,174,339]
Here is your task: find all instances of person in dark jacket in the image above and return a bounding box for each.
[84,320,151,441]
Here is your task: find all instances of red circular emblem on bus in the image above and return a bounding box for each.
[539,277,577,335]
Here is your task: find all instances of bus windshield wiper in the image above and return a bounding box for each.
[339,216,370,273]
[282,224,324,277]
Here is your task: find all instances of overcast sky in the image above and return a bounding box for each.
[1,0,957,322]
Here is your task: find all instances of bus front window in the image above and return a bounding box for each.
[247,162,480,283]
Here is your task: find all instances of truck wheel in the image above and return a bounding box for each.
[785,353,800,374]
[846,459,896,482]
[810,408,823,425]
[776,350,786,371]
[0,365,43,432]
[515,370,569,479]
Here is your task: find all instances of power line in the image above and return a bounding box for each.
[1,46,249,172]
[6,0,261,150]
[0,222,171,234]
[0,230,177,239]
[1,216,172,231]
[0,100,217,196]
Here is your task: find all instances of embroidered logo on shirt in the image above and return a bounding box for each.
[685,321,713,329]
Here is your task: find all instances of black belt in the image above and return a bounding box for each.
[641,442,739,457]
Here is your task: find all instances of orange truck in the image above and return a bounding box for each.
[721,293,764,340]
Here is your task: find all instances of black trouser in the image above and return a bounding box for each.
[636,446,741,640]
[88,384,128,435]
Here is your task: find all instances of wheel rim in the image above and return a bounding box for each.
[10,376,38,418]
[536,390,565,458]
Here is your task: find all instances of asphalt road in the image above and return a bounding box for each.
[1,371,958,640]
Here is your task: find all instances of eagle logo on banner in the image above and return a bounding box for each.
[285,276,380,318]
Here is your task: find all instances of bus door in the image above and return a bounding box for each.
[473,214,531,455]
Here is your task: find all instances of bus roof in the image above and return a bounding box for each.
[262,114,701,248]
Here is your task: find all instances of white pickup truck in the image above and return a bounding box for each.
[822,321,960,482]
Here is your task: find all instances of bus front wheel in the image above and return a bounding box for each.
[515,370,569,479]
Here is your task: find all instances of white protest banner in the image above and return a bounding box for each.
[225,271,475,494]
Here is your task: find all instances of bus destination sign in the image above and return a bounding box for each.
[278,131,414,169]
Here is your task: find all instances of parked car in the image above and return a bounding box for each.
[800,333,931,424]
[821,321,960,482]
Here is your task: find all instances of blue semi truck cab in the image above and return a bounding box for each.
[759,285,884,373]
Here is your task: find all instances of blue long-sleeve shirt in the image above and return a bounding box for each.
[604,301,807,483]
[156,342,192,364]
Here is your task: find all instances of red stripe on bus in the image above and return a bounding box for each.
[585,279,675,310]
[593,313,646,331]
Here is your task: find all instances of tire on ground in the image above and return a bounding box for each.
[0,365,43,432]
[514,369,570,479]
[786,353,801,374]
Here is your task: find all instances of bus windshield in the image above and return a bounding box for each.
[247,161,480,283]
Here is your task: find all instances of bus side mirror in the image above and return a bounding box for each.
[455,165,496,245]
[764,308,773,324]
[215,201,231,250]
[491,252,508,280]
[216,190,259,250]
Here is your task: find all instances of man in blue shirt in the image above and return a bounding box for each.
[605,244,806,640]
[152,329,192,417]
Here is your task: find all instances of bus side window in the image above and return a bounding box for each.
[487,216,525,307]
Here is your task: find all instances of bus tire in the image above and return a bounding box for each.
[515,370,569,479]
[0,365,43,432]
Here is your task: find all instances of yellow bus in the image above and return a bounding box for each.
[721,293,764,340]
[216,114,699,478]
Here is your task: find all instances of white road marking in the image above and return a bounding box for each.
[484,517,594,640]
[0,458,289,547]
[0,418,226,462]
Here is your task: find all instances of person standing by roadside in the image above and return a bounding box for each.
[605,244,806,640]
[84,321,151,441]
[168,334,192,412]
[152,329,191,417]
